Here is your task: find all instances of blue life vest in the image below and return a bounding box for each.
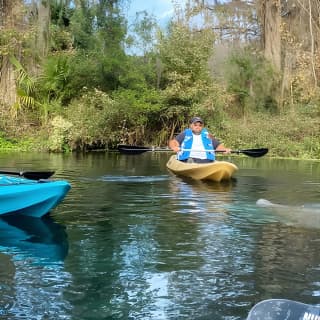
[177,128,215,161]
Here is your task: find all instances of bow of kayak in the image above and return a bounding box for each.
[166,155,238,182]
[0,175,71,218]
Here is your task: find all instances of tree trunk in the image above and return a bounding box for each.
[36,0,50,57]
[308,0,317,86]
[0,57,17,109]
[280,50,295,111]
[261,0,281,71]
[0,0,22,108]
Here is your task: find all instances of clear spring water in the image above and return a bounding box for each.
[0,152,319,319]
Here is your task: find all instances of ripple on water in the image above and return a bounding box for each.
[97,175,170,183]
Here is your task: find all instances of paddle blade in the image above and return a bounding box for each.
[117,145,151,155]
[0,170,55,180]
[239,148,268,158]
[22,171,55,180]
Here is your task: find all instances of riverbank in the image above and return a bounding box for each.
[212,111,319,160]
[0,112,319,160]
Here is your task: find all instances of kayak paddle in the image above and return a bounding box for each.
[117,145,152,155]
[224,148,269,158]
[0,170,55,180]
[117,145,268,158]
[247,299,320,320]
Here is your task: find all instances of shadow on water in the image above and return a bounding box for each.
[0,215,68,263]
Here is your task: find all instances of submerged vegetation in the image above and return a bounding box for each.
[0,1,319,159]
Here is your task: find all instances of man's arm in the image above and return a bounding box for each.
[168,133,185,152]
[216,143,231,153]
[208,134,231,153]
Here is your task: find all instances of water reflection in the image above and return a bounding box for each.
[168,176,236,215]
[0,152,319,319]
[0,216,72,318]
[174,176,237,193]
[253,223,320,301]
[0,215,68,262]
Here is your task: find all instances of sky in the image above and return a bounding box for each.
[123,0,187,55]
[125,0,186,26]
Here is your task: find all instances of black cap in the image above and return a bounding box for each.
[190,117,204,124]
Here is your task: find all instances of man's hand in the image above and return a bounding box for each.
[216,144,231,154]
[222,148,231,154]
[168,139,180,153]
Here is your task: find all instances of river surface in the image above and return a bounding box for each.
[0,151,319,319]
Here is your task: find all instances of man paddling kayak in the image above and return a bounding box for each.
[168,117,231,163]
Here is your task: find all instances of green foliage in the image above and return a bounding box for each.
[37,49,129,104]
[68,0,126,54]
[93,1,127,51]
[192,83,234,129]
[0,0,318,160]
[37,53,71,102]
[9,55,37,115]
[47,116,73,152]
[112,88,164,144]
[69,2,95,50]
[50,0,73,28]
[157,20,216,134]
[61,50,120,96]
[63,89,120,150]
[47,86,165,150]
[50,24,73,51]
[10,54,71,125]
[127,11,158,55]
[226,48,279,117]
[0,133,35,152]
[159,22,214,85]
[0,135,17,151]
[214,112,320,160]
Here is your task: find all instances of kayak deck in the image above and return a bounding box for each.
[0,175,71,218]
[166,155,238,182]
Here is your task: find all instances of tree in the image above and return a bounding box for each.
[258,0,281,70]
[35,0,51,57]
[127,10,157,56]
[157,5,216,136]
[0,0,23,108]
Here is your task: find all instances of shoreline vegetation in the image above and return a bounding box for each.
[0,111,318,161]
[0,2,319,161]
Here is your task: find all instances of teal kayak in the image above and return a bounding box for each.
[0,175,71,218]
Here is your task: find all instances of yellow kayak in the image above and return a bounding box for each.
[166,155,238,182]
